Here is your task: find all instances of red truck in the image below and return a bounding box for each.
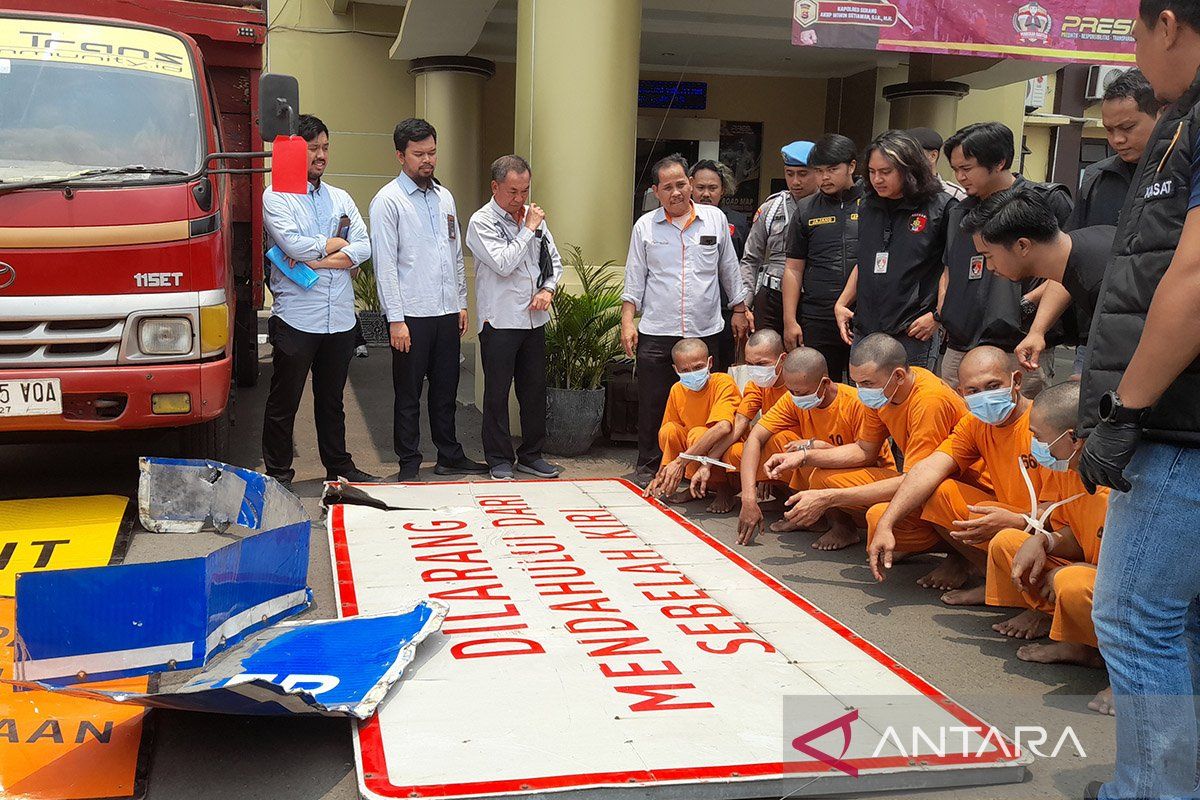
[0,0,275,458]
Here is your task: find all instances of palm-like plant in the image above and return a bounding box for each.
[545,244,624,390]
[352,259,381,312]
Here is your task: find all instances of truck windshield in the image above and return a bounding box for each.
[0,20,203,183]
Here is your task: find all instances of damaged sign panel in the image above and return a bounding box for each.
[0,494,147,799]
[14,458,311,685]
[330,479,1030,799]
[12,603,447,718]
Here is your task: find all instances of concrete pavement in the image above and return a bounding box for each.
[0,339,1112,799]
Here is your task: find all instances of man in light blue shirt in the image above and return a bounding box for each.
[261,114,380,486]
[369,118,487,480]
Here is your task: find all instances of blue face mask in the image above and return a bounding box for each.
[965,385,1017,426]
[856,373,897,410]
[792,391,821,410]
[746,363,779,389]
[678,366,711,392]
[1031,431,1073,472]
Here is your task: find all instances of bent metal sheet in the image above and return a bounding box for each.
[329,479,1030,799]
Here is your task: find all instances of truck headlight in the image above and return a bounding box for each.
[138,317,193,355]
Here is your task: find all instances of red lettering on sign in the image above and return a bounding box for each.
[618,562,682,575]
[550,597,620,614]
[450,638,545,660]
[405,522,468,536]
[698,638,776,655]
[535,581,602,596]
[419,567,498,582]
[677,621,752,636]
[601,549,661,561]
[615,684,714,712]
[582,637,659,658]
[525,564,587,579]
[428,583,511,602]
[600,660,682,679]
[661,604,732,620]
[642,587,710,602]
[445,604,521,623]
[414,549,490,564]
[566,617,637,634]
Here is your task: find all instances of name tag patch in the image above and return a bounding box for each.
[969,255,985,280]
[874,252,889,274]
[1144,179,1175,199]
[809,216,836,226]
[700,235,717,245]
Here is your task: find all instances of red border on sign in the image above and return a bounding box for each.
[329,479,1018,798]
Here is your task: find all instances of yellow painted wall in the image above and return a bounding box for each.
[1021,126,1052,182]
[638,71,827,206]
[266,0,413,215]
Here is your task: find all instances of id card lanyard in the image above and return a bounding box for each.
[875,221,894,274]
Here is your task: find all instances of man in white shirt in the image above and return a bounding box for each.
[369,118,487,480]
[466,155,564,481]
[261,114,379,487]
[621,153,752,479]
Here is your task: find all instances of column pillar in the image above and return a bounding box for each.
[883,81,969,134]
[410,56,495,214]
[514,0,641,265]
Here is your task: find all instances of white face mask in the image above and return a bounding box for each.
[746,359,781,389]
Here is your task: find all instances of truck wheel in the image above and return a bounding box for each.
[179,407,231,460]
[234,311,260,388]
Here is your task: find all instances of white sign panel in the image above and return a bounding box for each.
[330,480,1029,799]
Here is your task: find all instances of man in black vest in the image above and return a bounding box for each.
[1066,68,1162,231]
[938,122,1073,395]
[1078,3,1200,797]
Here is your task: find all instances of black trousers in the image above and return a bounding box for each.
[753,286,785,337]
[716,308,735,372]
[635,331,723,471]
[479,323,546,467]
[262,316,356,482]
[802,315,851,383]
[391,313,466,470]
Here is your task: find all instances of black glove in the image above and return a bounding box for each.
[1077,420,1141,494]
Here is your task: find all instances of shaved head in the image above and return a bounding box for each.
[1031,381,1079,433]
[746,329,785,356]
[671,338,709,361]
[960,345,1010,375]
[849,333,907,372]
[783,347,829,379]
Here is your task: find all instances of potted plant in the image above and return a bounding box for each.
[352,259,390,347]
[543,245,625,456]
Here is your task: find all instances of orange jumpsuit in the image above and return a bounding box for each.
[659,372,741,482]
[807,367,973,551]
[921,406,1054,552]
[724,382,796,482]
[987,471,1109,648]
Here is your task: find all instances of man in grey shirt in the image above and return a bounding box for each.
[466,155,564,481]
[369,118,487,480]
[261,114,379,487]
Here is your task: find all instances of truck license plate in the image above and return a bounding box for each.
[0,379,62,416]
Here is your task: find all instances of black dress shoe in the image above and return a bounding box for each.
[434,457,489,475]
[397,463,420,481]
[326,468,383,483]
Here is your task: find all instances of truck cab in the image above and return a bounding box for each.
[0,5,268,457]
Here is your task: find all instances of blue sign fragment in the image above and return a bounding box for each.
[13,458,312,685]
[12,603,446,719]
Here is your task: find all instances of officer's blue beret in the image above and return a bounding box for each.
[781,141,815,167]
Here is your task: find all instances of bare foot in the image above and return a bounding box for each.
[917,553,971,591]
[812,521,862,551]
[1017,641,1105,668]
[941,584,986,606]
[756,484,776,503]
[706,485,737,514]
[770,517,801,532]
[1087,685,1115,716]
[992,609,1052,640]
[666,488,695,504]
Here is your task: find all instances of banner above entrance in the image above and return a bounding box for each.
[791,0,1137,66]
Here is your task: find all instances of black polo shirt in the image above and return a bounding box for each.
[854,191,956,337]
[1062,225,1115,345]
[1065,156,1136,231]
[785,183,864,320]
[941,176,1073,352]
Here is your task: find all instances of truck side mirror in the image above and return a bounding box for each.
[259,73,300,140]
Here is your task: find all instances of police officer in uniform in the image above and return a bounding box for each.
[740,141,816,335]
[782,134,861,381]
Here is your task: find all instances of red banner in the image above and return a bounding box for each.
[792,0,1137,66]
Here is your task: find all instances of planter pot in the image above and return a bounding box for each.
[545,386,605,456]
[358,310,390,348]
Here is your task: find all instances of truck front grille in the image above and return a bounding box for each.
[0,318,124,367]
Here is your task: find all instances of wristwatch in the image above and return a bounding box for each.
[932,309,943,324]
[1098,390,1152,426]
